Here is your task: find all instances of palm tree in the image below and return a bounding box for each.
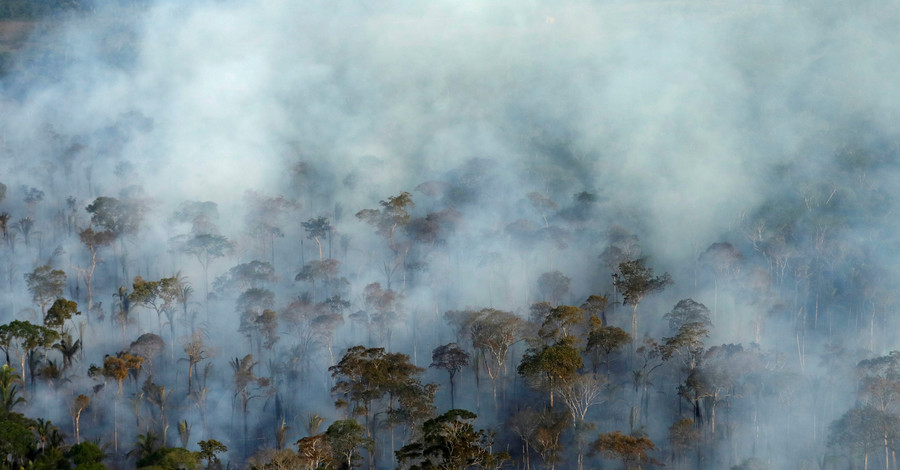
[231,354,269,458]
[127,431,159,461]
[33,418,58,454]
[53,330,81,370]
[182,333,208,396]
[0,364,25,412]
[143,379,173,446]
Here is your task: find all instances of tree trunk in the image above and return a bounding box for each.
[449,374,456,409]
[632,304,638,351]
[187,362,194,397]
[87,251,97,312]
[74,412,81,443]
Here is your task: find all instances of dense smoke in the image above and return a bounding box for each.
[1,0,900,469]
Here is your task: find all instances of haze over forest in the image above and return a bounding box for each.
[1,0,900,469]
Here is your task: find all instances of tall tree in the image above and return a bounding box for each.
[430,343,469,409]
[469,308,522,410]
[44,297,80,333]
[586,323,630,375]
[363,282,403,349]
[295,258,341,302]
[244,191,297,267]
[395,409,510,470]
[214,260,278,292]
[356,191,415,290]
[0,320,59,396]
[141,378,174,447]
[325,419,374,470]
[129,276,179,337]
[176,233,233,316]
[555,373,607,423]
[698,242,742,317]
[182,333,209,397]
[613,258,672,349]
[198,439,227,470]
[829,405,900,470]
[69,394,90,444]
[25,265,66,317]
[79,228,114,313]
[663,299,712,333]
[856,352,900,413]
[329,345,425,469]
[52,330,81,370]
[296,434,331,470]
[0,364,25,413]
[86,196,146,281]
[230,354,271,459]
[172,200,221,235]
[302,216,332,261]
[518,337,582,408]
[537,271,571,306]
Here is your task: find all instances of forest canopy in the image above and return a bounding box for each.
[0,0,899,469]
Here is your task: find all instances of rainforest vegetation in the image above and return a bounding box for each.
[1,1,899,469]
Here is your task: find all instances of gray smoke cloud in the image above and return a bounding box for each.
[2,0,900,468]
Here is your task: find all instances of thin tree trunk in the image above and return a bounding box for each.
[449,374,456,409]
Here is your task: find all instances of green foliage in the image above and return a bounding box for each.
[130,276,179,314]
[45,298,80,332]
[177,234,234,268]
[356,191,414,245]
[518,337,582,397]
[430,343,469,408]
[536,305,584,343]
[0,364,24,412]
[236,288,275,314]
[68,440,107,469]
[0,320,60,391]
[86,196,145,237]
[661,322,709,371]
[469,308,522,379]
[79,228,116,250]
[396,409,509,470]
[587,325,630,356]
[325,419,373,469]
[0,411,38,468]
[213,260,278,293]
[302,216,331,251]
[53,331,81,370]
[329,345,426,427]
[197,439,227,470]
[663,299,712,332]
[136,447,200,470]
[614,258,672,308]
[25,265,67,315]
